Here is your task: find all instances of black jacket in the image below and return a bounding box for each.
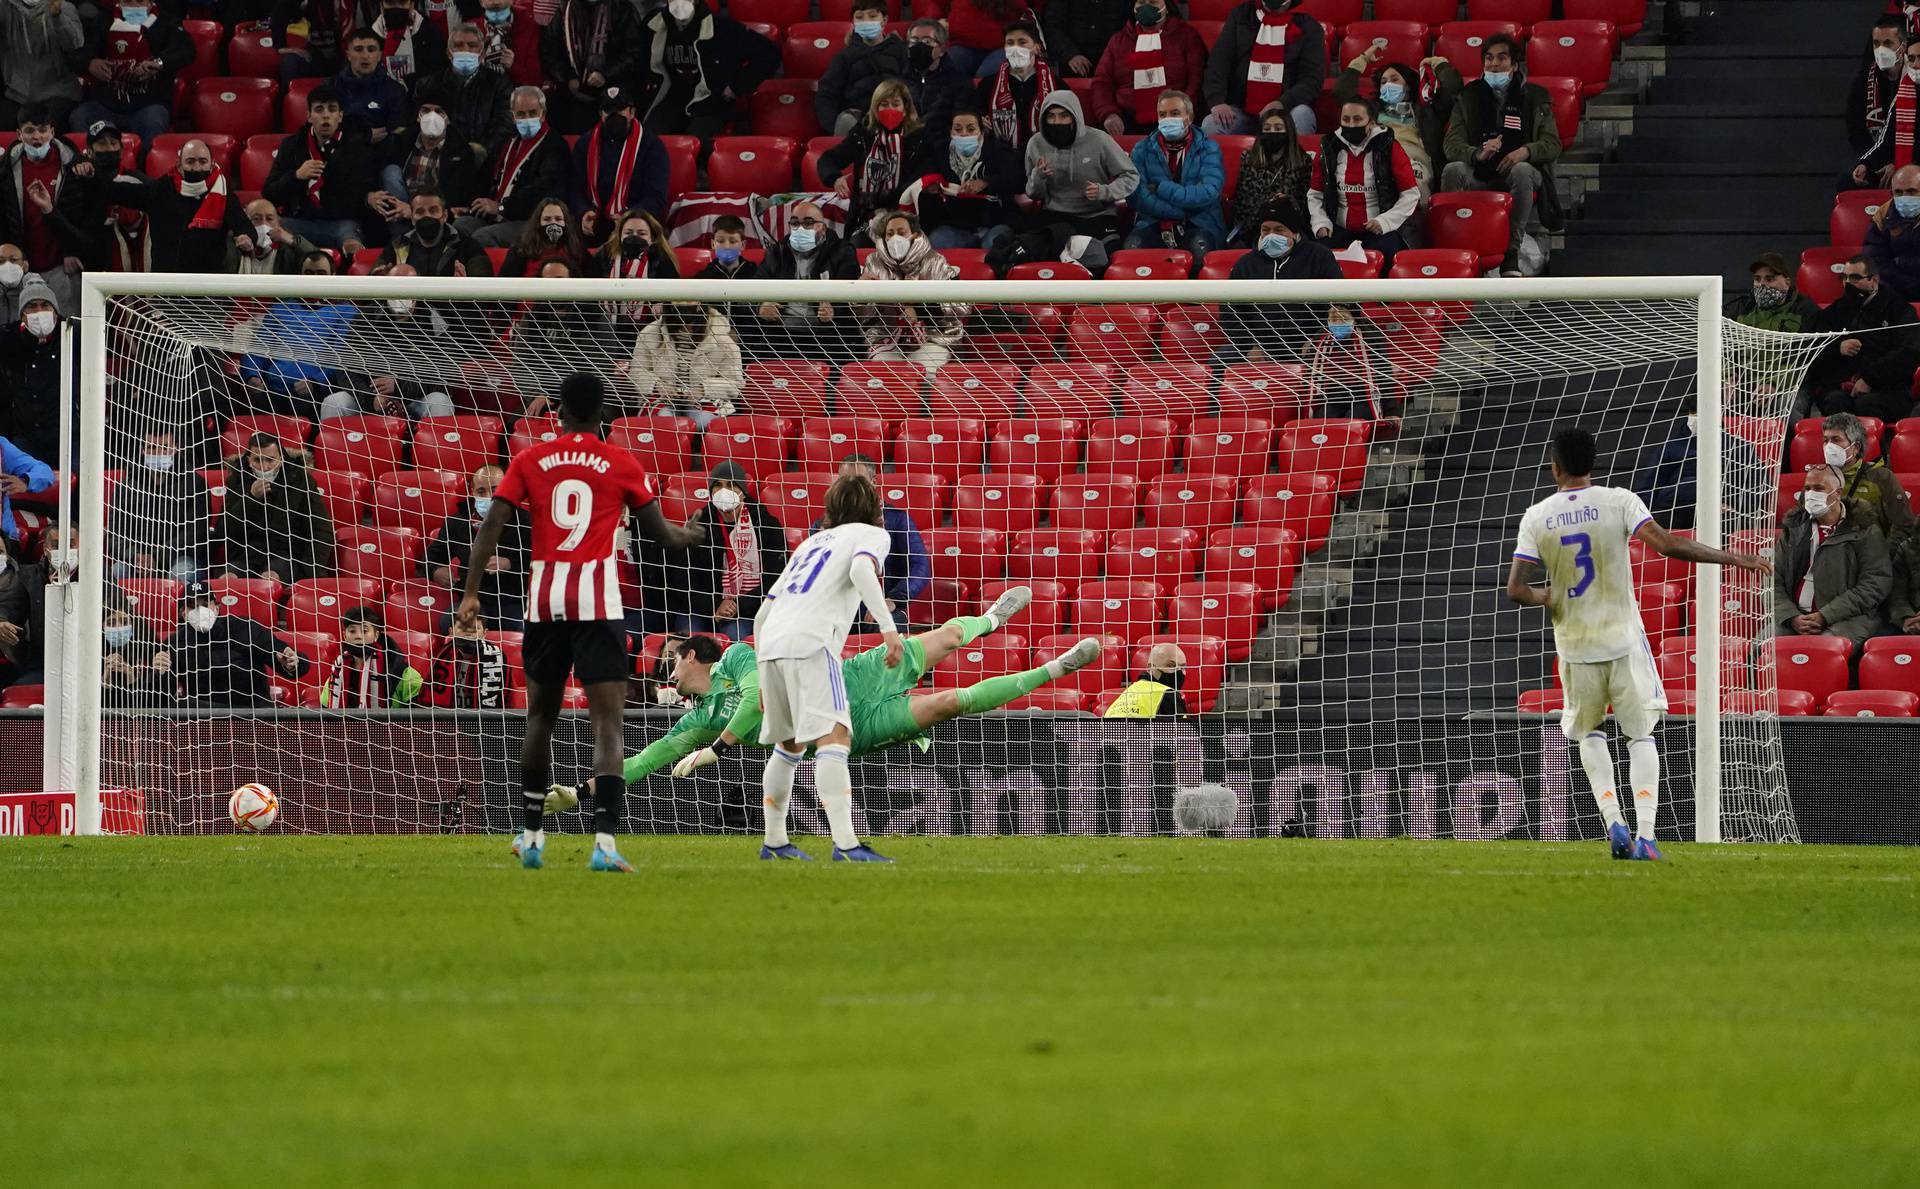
[818,126,932,232]
[1806,284,1920,392]
[481,129,572,222]
[639,499,787,621]
[0,139,83,266]
[1224,239,1342,357]
[169,614,307,708]
[381,127,486,210]
[272,0,375,74]
[107,463,213,569]
[1044,0,1135,68]
[426,499,530,616]
[816,33,910,129]
[906,60,972,138]
[412,64,515,151]
[916,136,1024,231]
[1849,62,1901,156]
[756,231,861,281]
[104,173,253,273]
[631,4,780,120]
[379,222,494,276]
[540,0,641,91]
[264,130,380,222]
[568,121,671,222]
[1203,4,1325,113]
[221,459,336,584]
[0,323,73,464]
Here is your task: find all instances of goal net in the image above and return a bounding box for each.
[53,271,1823,843]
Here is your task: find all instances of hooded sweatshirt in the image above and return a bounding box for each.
[1022,90,1139,218]
[0,0,85,106]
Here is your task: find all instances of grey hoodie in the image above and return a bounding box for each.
[0,0,85,106]
[1022,89,1138,217]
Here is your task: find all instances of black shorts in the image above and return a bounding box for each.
[521,619,630,689]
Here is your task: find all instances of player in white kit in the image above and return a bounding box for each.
[753,473,904,862]
[1505,428,1771,861]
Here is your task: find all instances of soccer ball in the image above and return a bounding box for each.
[228,783,279,833]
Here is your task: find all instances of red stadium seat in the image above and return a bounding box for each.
[1637,580,1685,649]
[227,25,279,79]
[1169,580,1261,660]
[1527,21,1616,98]
[371,469,465,536]
[1133,633,1227,711]
[892,417,985,482]
[313,415,408,477]
[178,18,224,86]
[795,415,888,473]
[1184,416,1275,478]
[311,470,371,533]
[345,247,383,276]
[1104,526,1202,589]
[1562,0,1645,38]
[1376,0,1461,25]
[1143,474,1239,535]
[966,331,1055,368]
[800,134,837,190]
[604,416,695,476]
[1859,637,1920,698]
[1279,419,1372,493]
[1339,21,1432,70]
[1467,0,1551,30]
[1038,633,1132,697]
[1159,303,1225,366]
[189,77,279,140]
[1024,362,1116,417]
[221,414,312,459]
[875,472,950,530]
[1216,364,1308,423]
[1824,689,1919,717]
[386,581,455,634]
[835,361,926,420]
[1005,260,1094,283]
[930,640,1032,689]
[1214,135,1253,207]
[982,578,1065,638]
[1796,247,1851,308]
[1197,248,1247,280]
[999,687,1087,712]
[204,576,281,630]
[405,414,500,477]
[1086,417,1177,481]
[1517,687,1564,713]
[1425,191,1512,271]
[759,470,835,532]
[929,363,1021,420]
[288,577,386,634]
[750,78,820,140]
[742,360,830,416]
[1299,0,1364,33]
[1774,471,1803,523]
[282,76,322,129]
[1067,303,1160,368]
[1008,529,1107,589]
[1831,190,1891,252]
[953,473,1042,535]
[0,685,44,708]
[1118,363,1212,425]
[924,527,1007,585]
[655,471,714,523]
[507,415,563,457]
[821,0,901,18]
[706,136,798,193]
[1244,472,1338,550]
[1048,475,1142,535]
[783,23,852,78]
[1532,74,1585,149]
[239,132,281,189]
[335,526,423,585]
[1433,21,1523,79]
[1107,248,1193,279]
[1206,526,1301,610]
[1336,250,1387,280]
[658,135,699,198]
[1388,246,1479,283]
[1770,636,1852,710]
[117,578,184,639]
[701,414,795,481]
[989,418,1085,482]
[1072,580,1165,643]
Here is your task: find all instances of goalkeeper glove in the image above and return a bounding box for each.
[671,739,732,778]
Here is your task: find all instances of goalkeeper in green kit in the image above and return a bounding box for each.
[547,586,1102,858]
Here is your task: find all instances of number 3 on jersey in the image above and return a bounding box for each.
[1558,532,1595,598]
[780,542,834,596]
[553,479,594,550]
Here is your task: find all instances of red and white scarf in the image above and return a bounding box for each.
[491,124,548,200]
[305,129,340,207]
[325,645,396,709]
[108,208,152,273]
[1418,60,1440,106]
[1126,23,1167,128]
[376,11,422,81]
[1894,71,1918,167]
[860,128,904,200]
[987,56,1056,149]
[176,165,229,230]
[1308,328,1382,419]
[103,14,156,102]
[1245,8,1296,115]
[721,512,761,597]
[585,119,641,215]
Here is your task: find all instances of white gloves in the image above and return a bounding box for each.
[671,747,721,778]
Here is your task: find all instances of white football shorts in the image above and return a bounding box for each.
[1558,643,1667,742]
[757,650,851,746]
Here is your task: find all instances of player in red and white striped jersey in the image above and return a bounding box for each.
[460,372,699,872]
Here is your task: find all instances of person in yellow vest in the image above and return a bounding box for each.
[1102,643,1189,719]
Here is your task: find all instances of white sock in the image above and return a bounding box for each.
[815,744,860,849]
[1043,655,1069,679]
[519,828,545,850]
[1628,737,1659,841]
[594,831,618,854]
[762,748,801,847]
[1578,733,1625,829]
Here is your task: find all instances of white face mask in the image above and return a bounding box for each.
[1684,415,1698,438]
[654,683,683,705]
[388,297,416,316]
[1823,441,1852,468]
[24,309,55,337]
[144,452,175,470]
[710,488,742,514]
[1877,45,1901,71]
[0,262,22,287]
[1004,44,1034,70]
[1803,490,1834,517]
[1906,64,1920,82]
[418,110,448,139]
[186,606,217,633]
[885,233,912,260]
[668,0,694,20]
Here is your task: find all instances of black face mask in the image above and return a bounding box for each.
[1134,4,1162,25]
[1258,131,1288,154]
[413,215,443,241]
[1042,121,1076,148]
[907,42,934,72]
[541,222,565,242]
[602,114,630,140]
[453,635,485,652]
[92,151,119,173]
[180,167,210,183]
[1339,125,1368,146]
[382,7,408,28]
[344,640,375,658]
[620,235,649,258]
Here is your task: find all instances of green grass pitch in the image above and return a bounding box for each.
[5,836,1916,1187]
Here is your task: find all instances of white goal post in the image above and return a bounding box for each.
[58,269,1799,842]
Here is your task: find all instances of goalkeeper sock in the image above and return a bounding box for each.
[948,613,996,642]
[815,744,860,849]
[762,747,802,848]
[520,783,546,833]
[591,774,625,846]
[956,667,1050,714]
[1578,733,1624,829]
[1628,737,1660,840]
[519,828,544,850]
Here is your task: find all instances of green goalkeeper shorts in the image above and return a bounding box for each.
[843,638,932,755]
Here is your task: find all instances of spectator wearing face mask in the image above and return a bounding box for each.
[106,428,210,582]
[102,138,253,273]
[1819,411,1913,539]
[1441,33,1561,277]
[693,213,755,281]
[422,612,508,708]
[943,0,1039,79]
[977,19,1054,155]
[378,105,485,216]
[370,0,448,87]
[69,0,194,146]
[0,0,86,134]
[0,527,46,686]
[1803,255,1920,424]
[457,86,569,248]
[227,199,322,275]
[1102,642,1189,718]
[475,0,542,90]
[0,434,54,543]
[1090,0,1208,137]
[1124,88,1223,263]
[319,605,422,708]
[857,209,966,372]
[1775,463,1891,647]
[1201,0,1325,137]
[221,433,336,586]
[377,187,491,275]
[0,243,37,322]
[0,279,70,464]
[1854,39,1920,190]
[334,265,459,420]
[817,1,909,138]
[1229,103,1309,244]
[751,200,861,361]
[917,106,1022,252]
[593,208,680,340]
[98,592,173,705]
[570,87,668,241]
[820,82,930,246]
[1308,97,1418,268]
[412,22,513,149]
[1021,89,1139,257]
[427,463,527,629]
[903,20,971,137]
[165,580,309,708]
[1305,306,1392,421]
[1852,17,1909,157]
[1,105,82,312]
[498,196,584,278]
[1219,200,1339,364]
[45,121,124,272]
[1335,49,1458,201]
[631,0,780,149]
[621,300,742,429]
[639,460,786,640]
[1865,163,1920,302]
[1725,252,1819,332]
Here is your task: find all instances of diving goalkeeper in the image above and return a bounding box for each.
[548,586,1101,859]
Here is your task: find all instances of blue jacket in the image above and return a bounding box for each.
[1128,129,1226,243]
[812,504,931,604]
[1,435,54,540]
[240,300,358,395]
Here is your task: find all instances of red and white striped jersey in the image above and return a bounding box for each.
[495,431,657,622]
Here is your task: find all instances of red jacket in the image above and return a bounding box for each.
[1088,17,1209,132]
[944,0,1041,52]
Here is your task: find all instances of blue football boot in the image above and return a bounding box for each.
[832,844,893,863]
[760,843,814,860]
[1608,822,1634,861]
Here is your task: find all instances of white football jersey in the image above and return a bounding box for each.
[754,522,894,660]
[1513,484,1655,664]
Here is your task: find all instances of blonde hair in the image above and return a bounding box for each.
[866,79,922,134]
